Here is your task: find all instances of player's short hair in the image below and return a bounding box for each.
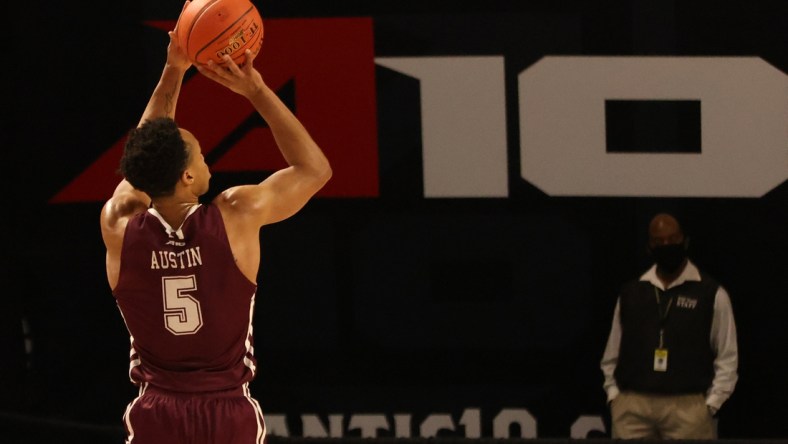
[120,117,190,198]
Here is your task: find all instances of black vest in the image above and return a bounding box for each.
[614,271,718,394]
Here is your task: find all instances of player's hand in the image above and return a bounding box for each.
[166,31,192,72]
[168,1,193,71]
[196,50,265,98]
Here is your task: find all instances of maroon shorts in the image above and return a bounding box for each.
[122,383,266,444]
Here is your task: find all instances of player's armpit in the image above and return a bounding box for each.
[101,182,150,239]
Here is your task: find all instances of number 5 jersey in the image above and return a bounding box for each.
[113,204,258,392]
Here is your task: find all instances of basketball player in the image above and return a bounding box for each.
[99,26,331,444]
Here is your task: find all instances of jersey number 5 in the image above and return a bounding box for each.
[162,275,203,335]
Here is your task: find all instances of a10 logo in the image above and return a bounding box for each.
[52,19,787,202]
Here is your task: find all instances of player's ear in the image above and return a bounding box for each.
[182,169,194,184]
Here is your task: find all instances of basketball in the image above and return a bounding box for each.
[176,0,264,66]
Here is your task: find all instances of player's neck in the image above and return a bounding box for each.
[150,196,199,230]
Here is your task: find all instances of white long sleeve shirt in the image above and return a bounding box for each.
[600,260,739,410]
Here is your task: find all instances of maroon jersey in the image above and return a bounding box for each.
[114,204,258,392]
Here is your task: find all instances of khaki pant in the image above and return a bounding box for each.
[611,391,716,440]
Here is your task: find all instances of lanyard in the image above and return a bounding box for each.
[654,287,673,348]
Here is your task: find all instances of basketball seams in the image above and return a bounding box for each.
[177,0,264,65]
[182,0,222,61]
[193,5,260,65]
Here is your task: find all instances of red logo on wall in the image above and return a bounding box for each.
[51,18,379,202]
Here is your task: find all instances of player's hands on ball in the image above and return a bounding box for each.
[196,50,265,98]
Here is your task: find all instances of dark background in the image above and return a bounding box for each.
[4,0,787,441]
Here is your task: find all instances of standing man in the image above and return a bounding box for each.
[99,22,331,444]
[600,213,738,440]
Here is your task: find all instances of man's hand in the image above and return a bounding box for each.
[195,50,265,99]
[168,0,193,71]
[166,31,192,72]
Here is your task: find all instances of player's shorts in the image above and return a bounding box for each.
[122,382,266,444]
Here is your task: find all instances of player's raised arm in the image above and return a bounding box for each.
[198,50,332,227]
[105,18,193,222]
[138,24,193,127]
[101,14,193,288]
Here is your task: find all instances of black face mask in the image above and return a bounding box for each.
[650,243,688,274]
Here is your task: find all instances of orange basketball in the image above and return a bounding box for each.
[176,0,264,66]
